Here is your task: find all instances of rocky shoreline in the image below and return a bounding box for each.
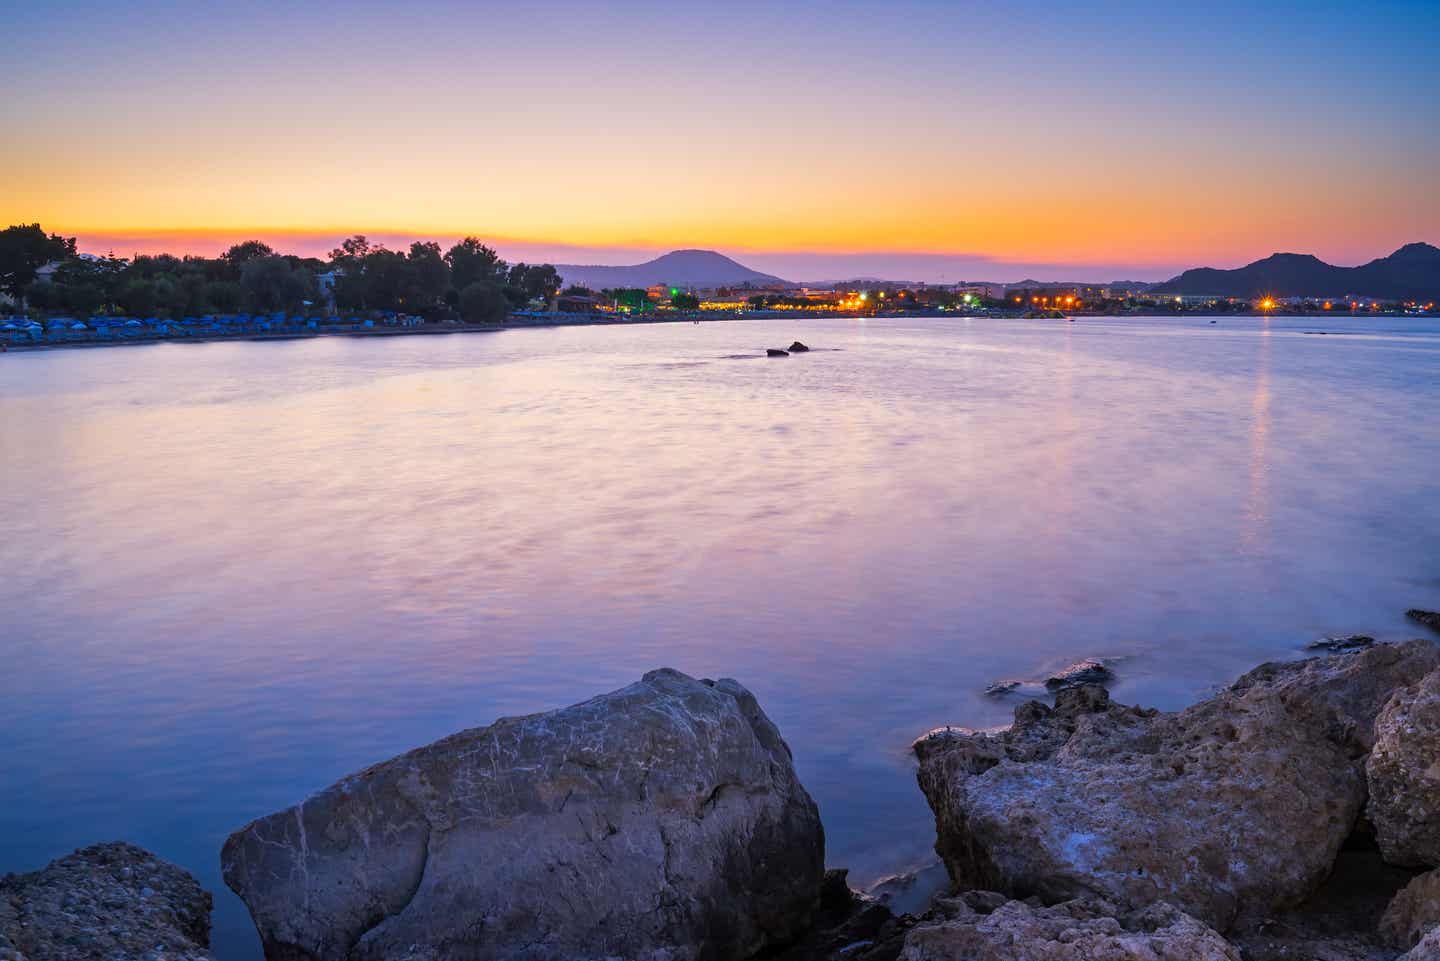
[6,611,1440,960]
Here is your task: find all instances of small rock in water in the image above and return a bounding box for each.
[767,348,790,357]
[866,860,950,917]
[1308,635,1376,652]
[1408,609,1440,635]
[789,341,811,352]
[984,680,1023,697]
[1043,658,1115,690]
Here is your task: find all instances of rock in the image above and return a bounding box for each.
[1043,658,1115,690]
[867,860,951,917]
[222,668,823,961]
[765,868,914,961]
[1369,668,1440,867]
[1383,869,1440,950]
[914,641,1440,932]
[898,897,1241,961]
[1309,635,1376,652]
[768,348,790,357]
[1411,611,1440,635]
[789,341,811,352]
[983,680,1023,697]
[1230,846,1416,961]
[0,842,215,961]
[1403,925,1440,960]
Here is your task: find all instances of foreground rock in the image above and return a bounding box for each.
[0,842,215,961]
[789,341,811,352]
[901,896,1240,961]
[1383,869,1440,951]
[915,641,1440,932]
[768,348,790,357]
[223,668,823,961]
[1370,668,1440,868]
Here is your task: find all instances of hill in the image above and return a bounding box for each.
[555,250,788,290]
[1151,243,1439,299]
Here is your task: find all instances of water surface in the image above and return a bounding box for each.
[3,315,1438,958]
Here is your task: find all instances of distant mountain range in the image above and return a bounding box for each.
[555,250,788,290]
[1152,243,1439,299]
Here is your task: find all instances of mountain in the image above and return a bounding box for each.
[555,250,788,290]
[1151,243,1439,299]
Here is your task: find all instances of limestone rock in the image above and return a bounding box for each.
[1308,635,1376,652]
[1383,869,1440,949]
[1043,658,1115,690]
[915,641,1440,932]
[867,860,951,917]
[1370,668,1440,867]
[1402,925,1440,960]
[898,897,1241,961]
[222,668,823,961]
[0,842,215,961]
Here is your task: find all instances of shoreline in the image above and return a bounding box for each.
[1,308,1413,356]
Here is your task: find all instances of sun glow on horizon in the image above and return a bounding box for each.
[5,1,1437,279]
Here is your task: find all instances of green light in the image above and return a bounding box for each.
[670,287,679,296]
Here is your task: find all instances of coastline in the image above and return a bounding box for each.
[1,308,1401,355]
[7,617,1440,961]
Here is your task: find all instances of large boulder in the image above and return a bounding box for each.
[899,896,1240,961]
[1369,668,1440,867]
[0,842,215,961]
[222,669,824,961]
[914,641,1440,932]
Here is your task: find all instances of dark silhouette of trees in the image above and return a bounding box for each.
[0,224,76,300]
[459,282,508,323]
[445,238,508,291]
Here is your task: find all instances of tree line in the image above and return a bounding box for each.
[0,223,563,324]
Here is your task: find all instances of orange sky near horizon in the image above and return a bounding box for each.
[6,1,1437,279]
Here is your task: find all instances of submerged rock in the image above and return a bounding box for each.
[1369,668,1440,867]
[768,348,790,357]
[1042,657,1116,690]
[0,842,215,961]
[983,679,1024,697]
[867,860,951,917]
[222,668,823,961]
[900,897,1240,961]
[1309,634,1377,652]
[789,341,811,352]
[914,641,1440,932]
[1410,610,1440,635]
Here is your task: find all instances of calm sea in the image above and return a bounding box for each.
[3,315,1438,958]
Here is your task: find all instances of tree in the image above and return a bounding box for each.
[459,281,508,324]
[445,237,507,292]
[0,224,77,300]
[670,292,700,309]
[407,241,450,309]
[220,241,276,278]
[117,277,159,317]
[508,263,562,304]
[240,255,315,313]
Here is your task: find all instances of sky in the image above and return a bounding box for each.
[3,0,1437,282]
